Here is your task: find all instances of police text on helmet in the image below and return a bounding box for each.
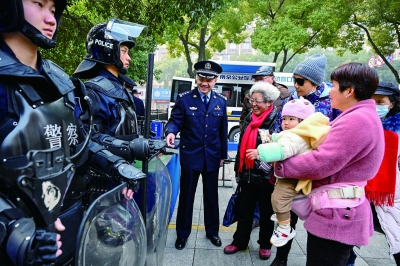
[95,39,114,49]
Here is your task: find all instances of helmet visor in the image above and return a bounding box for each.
[105,18,148,46]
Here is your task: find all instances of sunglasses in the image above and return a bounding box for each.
[293,77,306,86]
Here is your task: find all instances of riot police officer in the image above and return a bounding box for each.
[73,19,152,162]
[0,2,145,265]
[0,1,78,264]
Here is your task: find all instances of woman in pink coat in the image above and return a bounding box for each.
[274,62,385,266]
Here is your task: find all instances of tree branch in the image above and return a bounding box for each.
[63,8,92,36]
[353,19,400,83]
[205,25,223,45]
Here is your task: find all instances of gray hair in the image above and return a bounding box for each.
[249,82,280,102]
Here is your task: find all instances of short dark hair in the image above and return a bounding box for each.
[330,62,379,101]
[388,94,400,117]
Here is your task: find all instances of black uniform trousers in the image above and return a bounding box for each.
[306,232,353,266]
[232,181,274,249]
[176,166,220,239]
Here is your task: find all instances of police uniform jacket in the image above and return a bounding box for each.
[165,89,228,172]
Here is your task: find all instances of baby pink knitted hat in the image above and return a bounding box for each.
[282,97,315,120]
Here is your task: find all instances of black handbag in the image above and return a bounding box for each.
[222,183,241,227]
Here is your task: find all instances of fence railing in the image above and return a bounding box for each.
[150,109,168,121]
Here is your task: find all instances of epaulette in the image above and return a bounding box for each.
[178,91,191,98]
[215,92,227,101]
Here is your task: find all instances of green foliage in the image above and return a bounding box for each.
[34,0,400,85]
[351,0,400,83]
[249,0,364,70]
[158,0,251,77]
[41,0,159,84]
[230,51,273,62]
[154,56,190,87]
[214,45,400,85]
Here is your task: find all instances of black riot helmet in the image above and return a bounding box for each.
[73,18,147,79]
[0,0,67,49]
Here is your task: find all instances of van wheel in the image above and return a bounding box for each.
[229,128,240,143]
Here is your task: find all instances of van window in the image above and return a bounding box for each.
[171,80,192,102]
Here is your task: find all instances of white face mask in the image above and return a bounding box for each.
[305,87,317,96]
[376,105,390,118]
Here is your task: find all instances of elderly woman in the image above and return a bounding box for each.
[224,82,280,260]
[274,62,384,265]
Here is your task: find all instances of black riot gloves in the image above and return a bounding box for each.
[113,160,146,192]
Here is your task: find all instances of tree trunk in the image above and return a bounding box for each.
[179,33,195,78]
[198,24,207,61]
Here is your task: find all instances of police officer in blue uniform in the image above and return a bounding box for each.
[165,60,228,250]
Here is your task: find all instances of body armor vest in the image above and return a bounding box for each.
[0,50,89,227]
[85,76,138,138]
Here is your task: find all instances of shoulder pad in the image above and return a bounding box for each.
[0,50,15,68]
[45,60,70,78]
[215,92,227,101]
[86,76,115,91]
[85,76,127,101]
[43,59,75,95]
[178,91,191,98]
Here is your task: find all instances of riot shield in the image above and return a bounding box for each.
[134,155,172,266]
[75,183,146,266]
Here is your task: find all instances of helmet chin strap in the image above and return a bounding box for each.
[120,68,127,75]
[21,21,56,49]
[115,60,127,75]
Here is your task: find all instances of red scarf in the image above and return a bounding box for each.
[238,105,273,172]
[366,130,399,206]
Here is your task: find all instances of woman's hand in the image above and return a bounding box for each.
[246,149,259,160]
[55,218,65,257]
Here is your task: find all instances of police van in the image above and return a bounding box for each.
[168,61,294,142]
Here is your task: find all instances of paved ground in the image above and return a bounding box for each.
[163,151,396,266]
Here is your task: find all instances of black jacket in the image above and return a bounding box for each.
[235,107,278,186]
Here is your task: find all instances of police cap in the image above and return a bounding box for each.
[375,81,400,96]
[120,75,137,89]
[194,60,222,79]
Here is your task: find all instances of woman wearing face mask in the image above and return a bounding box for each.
[367,81,400,265]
